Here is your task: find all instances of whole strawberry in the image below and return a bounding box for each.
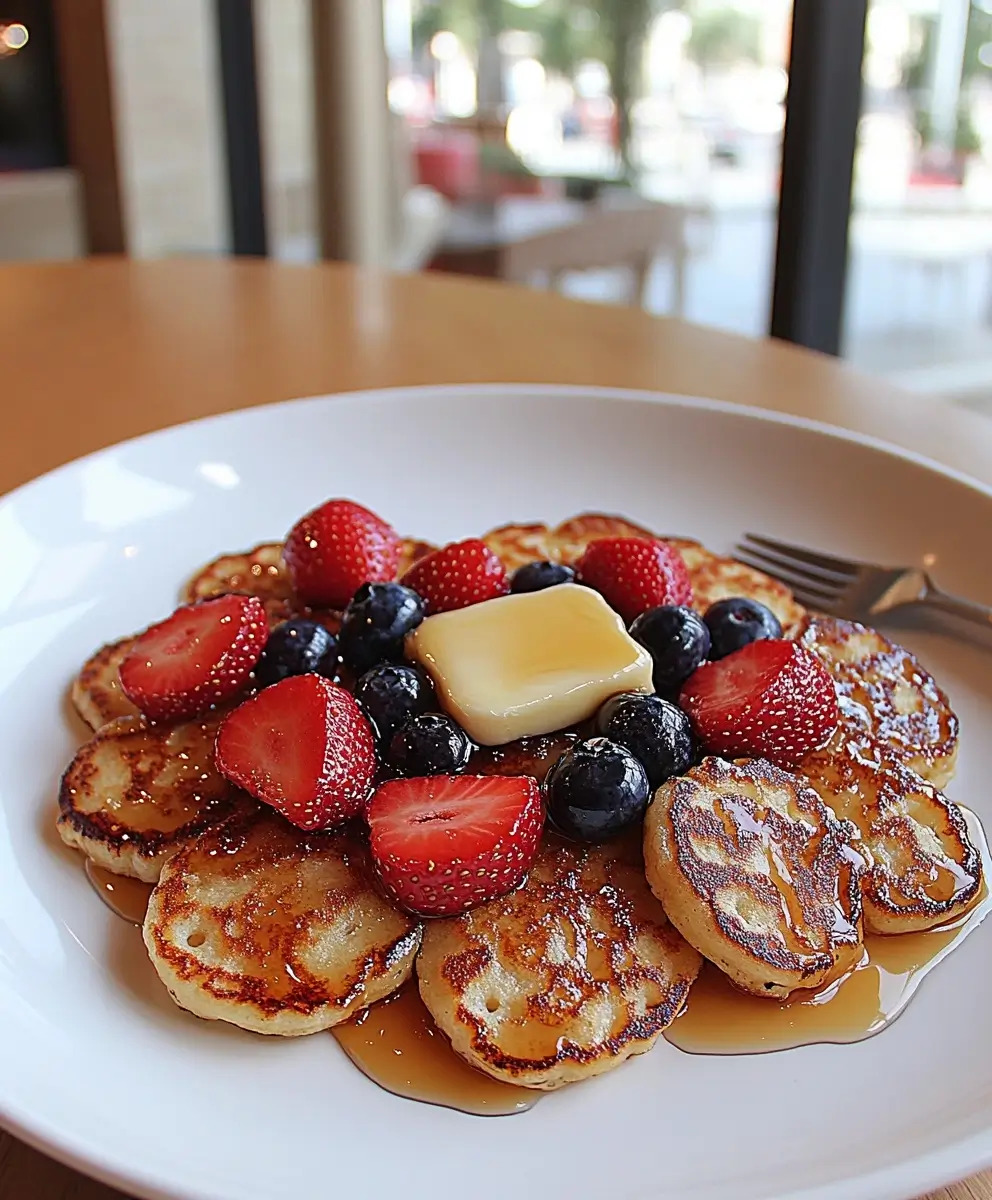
[577,537,692,624]
[401,538,508,614]
[284,498,401,609]
[120,594,266,722]
[679,639,838,767]
[215,674,376,829]
[367,774,542,916]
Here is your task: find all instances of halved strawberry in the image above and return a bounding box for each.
[119,594,266,722]
[401,538,508,614]
[284,498,401,609]
[679,639,838,767]
[215,674,376,830]
[576,537,692,624]
[366,775,542,916]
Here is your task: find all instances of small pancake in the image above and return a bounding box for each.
[798,736,981,934]
[71,635,141,730]
[144,810,421,1036]
[57,714,240,881]
[182,541,296,623]
[667,537,806,634]
[799,615,958,789]
[644,757,865,999]
[481,514,805,632]
[417,833,701,1090]
[182,537,435,623]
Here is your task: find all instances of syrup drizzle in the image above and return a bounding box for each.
[83,807,991,1115]
[85,860,154,924]
[332,985,536,1116]
[665,806,991,1055]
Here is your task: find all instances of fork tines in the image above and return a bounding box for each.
[735,534,855,609]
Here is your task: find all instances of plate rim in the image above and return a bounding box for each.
[2,381,992,1200]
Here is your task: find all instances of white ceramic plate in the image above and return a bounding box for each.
[2,385,992,1200]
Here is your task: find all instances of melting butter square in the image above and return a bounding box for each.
[406,584,654,746]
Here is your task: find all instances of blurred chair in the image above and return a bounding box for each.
[0,169,85,260]
[500,200,708,314]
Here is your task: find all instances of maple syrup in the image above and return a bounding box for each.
[332,984,536,1116]
[85,860,154,924]
[665,806,991,1055]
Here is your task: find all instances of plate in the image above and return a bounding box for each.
[2,384,992,1200]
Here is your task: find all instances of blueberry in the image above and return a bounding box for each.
[543,737,650,842]
[594,693,694,789]
[629,605,710,694]
[704,597,782,660]
[510,560,576,594]
[254,619,338,688]
[338,582,426,673]
[389,713,473,776]
[354,663,435,746]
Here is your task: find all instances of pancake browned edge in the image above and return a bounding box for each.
[144,810,422,1036]
[798,736,981,934]
[417,832,701,1090]
[57,714,243,882]
[644,757,865,999]
[483,513,807,634]
[71,634,141,730]
[798,615,959,790]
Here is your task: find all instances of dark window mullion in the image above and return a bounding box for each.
[214,0,267,257]
[770,0,868,355]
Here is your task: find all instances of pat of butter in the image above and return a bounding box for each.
[406,584,654,746]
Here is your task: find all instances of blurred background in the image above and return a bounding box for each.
[3,0,992,413]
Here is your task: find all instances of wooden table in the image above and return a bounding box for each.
[1,259,990,1200]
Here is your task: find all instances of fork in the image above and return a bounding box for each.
[735,533,992,632]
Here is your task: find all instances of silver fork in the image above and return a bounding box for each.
[735,533,992,632]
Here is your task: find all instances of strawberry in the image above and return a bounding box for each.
[284,498,401,609]
[120,594,266,722]
[679,639,838,767]
[401,538,508,614]
[576,537,692,624]
[215,674,376,830]
[366,775,542,916]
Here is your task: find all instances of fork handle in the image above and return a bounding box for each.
[920,581,992,631]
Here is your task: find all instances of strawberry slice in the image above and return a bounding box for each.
[120,594,266,722]
[576,537,691,624]
[401,538,508,614]
[215,674,376,830]
[679,639,838,767]
[367,775,542,916]
[284,498,401,609]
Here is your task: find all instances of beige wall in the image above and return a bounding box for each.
[106,0,228,256]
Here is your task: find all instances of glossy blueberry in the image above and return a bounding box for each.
[354,663,436,746]
[704,596,782,661]
[543,737,650,842]
[509,560,576,594]
[594,692,694,789]
[253,619,338,688]
[629,605,710,694]
[388,713,474,776]
[338,582,426,673]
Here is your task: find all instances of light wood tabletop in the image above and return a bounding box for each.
[0,258,990,1200]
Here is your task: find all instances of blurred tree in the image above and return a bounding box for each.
[685,6,761,70]
[410,0,684,175]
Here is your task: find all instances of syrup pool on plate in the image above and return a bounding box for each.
[85,860,154,925]
[665,806,991,1055]
[332,984,536,1116]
